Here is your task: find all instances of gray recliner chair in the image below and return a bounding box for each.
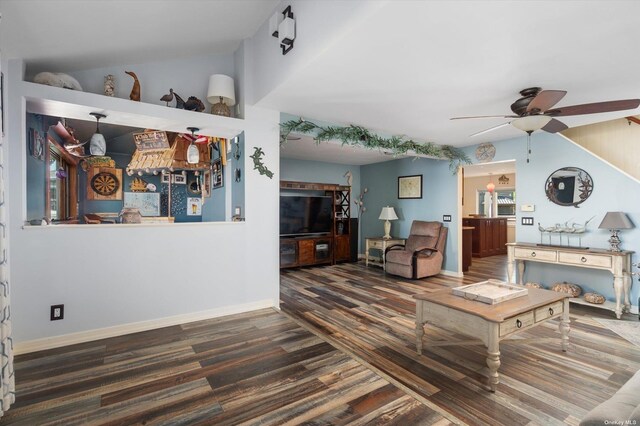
[384,220,447,279]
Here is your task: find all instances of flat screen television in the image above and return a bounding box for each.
[280,195,333,236]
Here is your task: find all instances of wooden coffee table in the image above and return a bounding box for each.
[414,287,570,392]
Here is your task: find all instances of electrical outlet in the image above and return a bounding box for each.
[442,215,452,222]
[522,217,534,226]
[50,304,64,321]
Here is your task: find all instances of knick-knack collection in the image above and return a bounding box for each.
[104,74,115,96]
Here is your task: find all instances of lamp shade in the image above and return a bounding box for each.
[598,212,634,230]
[206,74,236,106]
[89,133,106,156]
[486,182,495,193]
[379,206,398,221]
[511,115,552,132]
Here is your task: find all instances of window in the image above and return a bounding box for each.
[47,144,77,222]
[477,189,516,217]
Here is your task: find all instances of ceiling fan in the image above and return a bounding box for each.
[451,87,640,161]
[452,87,640,136]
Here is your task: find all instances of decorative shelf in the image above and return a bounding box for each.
[21,81,244,140]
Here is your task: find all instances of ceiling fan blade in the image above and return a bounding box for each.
[470,122,511,137]
[541,118,568,133]
[451,115,518,120]
[546,99,640,116]
[527,90,567,113]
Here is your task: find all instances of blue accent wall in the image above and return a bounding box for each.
[361,157,458,272]
[231,132,245,219]
[464,132,640,306]
[26,114,46,221]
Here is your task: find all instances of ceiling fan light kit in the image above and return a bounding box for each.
[186,127,200,165]
[511,115,552,132]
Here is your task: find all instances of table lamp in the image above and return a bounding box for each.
[598,211,634,252]
[379,206,398,239]
[206,74,236,117]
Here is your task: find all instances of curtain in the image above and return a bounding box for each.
[0,76,15,415]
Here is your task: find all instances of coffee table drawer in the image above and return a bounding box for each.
[514,248,557,262]
[500,311,534,337]
[534,301,563,322]
[558,252,612,268]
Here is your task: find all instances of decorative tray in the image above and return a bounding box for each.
[452,279,528,305]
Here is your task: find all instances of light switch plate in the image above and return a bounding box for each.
[522,217,534,226]
[442,215,452,222]
[521,204,535,212]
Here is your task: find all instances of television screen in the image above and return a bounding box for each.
[280,195,333,236]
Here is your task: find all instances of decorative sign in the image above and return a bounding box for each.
[124,192,160,216]
[133,131,170,151]
[187,197,202,216]
[498,174,510,185]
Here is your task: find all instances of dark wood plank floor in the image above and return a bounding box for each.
[2,308,449,425]
[281,255,640,426]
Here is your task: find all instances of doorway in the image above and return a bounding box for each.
[459,160,516,275]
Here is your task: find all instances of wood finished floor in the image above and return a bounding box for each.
[281,255,640,426]
[4,256,638,425]
[2,308,448,425]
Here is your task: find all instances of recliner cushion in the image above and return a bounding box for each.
[579,369,640,425]
[386,250,413,266]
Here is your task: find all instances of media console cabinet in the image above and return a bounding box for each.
[280,181,352,269]
[506,242,634,319]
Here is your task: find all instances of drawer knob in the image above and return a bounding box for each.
[549,307,554,316]
[531,252,536,258]
[580,256,587,263]
[516,319,522,328]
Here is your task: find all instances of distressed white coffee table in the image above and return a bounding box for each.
[414,287,570,392]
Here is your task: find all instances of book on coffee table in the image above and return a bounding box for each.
[452,279,528,305]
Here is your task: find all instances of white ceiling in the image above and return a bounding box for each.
[5,1,640,166]
[280,134,408,165]
[0,0,279,71]
[262,1,640,151]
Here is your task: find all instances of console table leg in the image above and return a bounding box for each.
[507,259,514,284]
[614,275,624,319]
[486,325,500,392]
[623,272,632,313]
[560,299,570,352]
[517,260,525,285]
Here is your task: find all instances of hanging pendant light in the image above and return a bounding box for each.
[186,127,200,164]
[486,173,495,193]
[89,112,107,156]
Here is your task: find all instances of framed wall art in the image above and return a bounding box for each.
[212,158,223,188]
[398,174,422,199]
[202,169,211,198]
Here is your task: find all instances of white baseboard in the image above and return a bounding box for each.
[14,299,277,355]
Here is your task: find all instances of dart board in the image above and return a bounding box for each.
[91,172,119,196]
[87,167,123,200]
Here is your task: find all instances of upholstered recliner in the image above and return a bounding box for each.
[384,221,448,279]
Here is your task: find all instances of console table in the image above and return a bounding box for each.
[365,237,405,270]
[507,242,633,319]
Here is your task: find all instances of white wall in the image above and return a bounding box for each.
[249,0,386,105]
[6,54,280,348]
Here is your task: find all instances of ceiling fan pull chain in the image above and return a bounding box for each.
[526,131,532,163]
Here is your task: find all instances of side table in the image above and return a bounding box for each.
[365,237,406,270]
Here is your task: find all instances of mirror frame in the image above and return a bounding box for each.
[544,167,593,208]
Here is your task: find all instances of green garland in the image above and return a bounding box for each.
[250,147,274,179]
[280,118,470,172]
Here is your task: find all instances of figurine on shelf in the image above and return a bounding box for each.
[184,96,205,112]
[104,74,115,97]
[160,88,174,106]
[174,91,186,109]
[125,70,141,101]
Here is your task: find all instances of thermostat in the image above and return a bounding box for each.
[521,204,535,212]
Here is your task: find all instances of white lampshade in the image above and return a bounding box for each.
[206,74,236,106]
[187,142,199,164]
[511,115,552,132]
[379,206,398,221]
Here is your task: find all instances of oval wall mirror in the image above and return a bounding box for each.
[544,167,593,208]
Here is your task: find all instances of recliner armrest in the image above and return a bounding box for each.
[385,244,406,255]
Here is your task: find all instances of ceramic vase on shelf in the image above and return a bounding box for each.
[119,207,142,224]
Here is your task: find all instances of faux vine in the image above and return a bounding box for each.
[280,118,470,172]
[250,147,274,179]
